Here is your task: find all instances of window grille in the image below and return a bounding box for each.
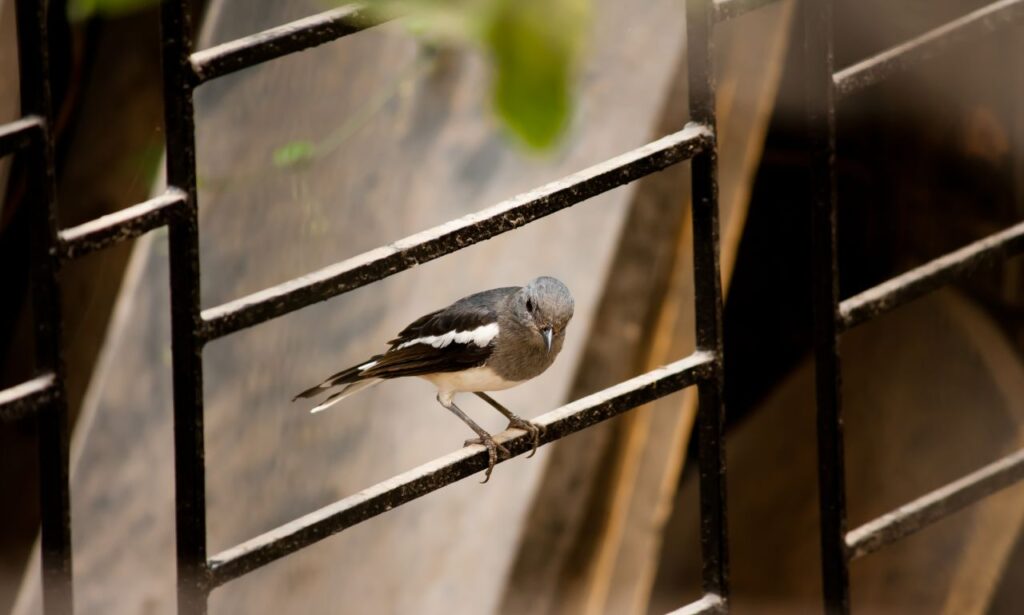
[1,1,1022,614]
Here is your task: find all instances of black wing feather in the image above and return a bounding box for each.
[294,286,517,400]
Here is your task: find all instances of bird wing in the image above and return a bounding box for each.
[293,286,517,400]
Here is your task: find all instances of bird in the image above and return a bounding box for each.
[293,276,575,482]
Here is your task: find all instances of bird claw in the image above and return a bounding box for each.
[506,416,545,458]
[464,435,511,483]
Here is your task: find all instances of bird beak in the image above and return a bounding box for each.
[542,327,554,353]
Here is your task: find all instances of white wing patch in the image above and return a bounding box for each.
[357,360,378,371]
[396,322,499,350]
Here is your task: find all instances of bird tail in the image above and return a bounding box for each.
[309,378,383,414]
[292,357,383,403]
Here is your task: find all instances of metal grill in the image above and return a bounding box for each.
[1,0,1022,614]
[803,0,1024,613]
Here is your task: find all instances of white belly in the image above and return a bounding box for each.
[422,366,520,395]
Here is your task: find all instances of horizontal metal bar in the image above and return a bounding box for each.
[846,448,1024,559]
[58,189,187,261]
[0,115,43,157]
[190,4,383,84]
[834,0,1024,97]
[200,123,713,341]
[714,0,780,21]
[839,219,1024,329]
[665,594,725,615]
[0,373,56,422]
[207,351,716,586]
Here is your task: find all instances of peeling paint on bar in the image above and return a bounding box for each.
[206,352,715,586]
[834,0,1024,97]
[846,449,1024,559]
[0,373,56,422]
[190,5,384,84]
[58,190,187,261]
[840,220,1024,330]
[200,123,713,341]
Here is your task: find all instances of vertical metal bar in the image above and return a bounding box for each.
[14,0,74,613]
[686,0,729,604]
[802,0,850,612]
[159,1,209,612]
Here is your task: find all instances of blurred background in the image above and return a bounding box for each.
[1,0,1023,613]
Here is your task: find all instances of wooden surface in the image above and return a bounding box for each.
[12,0,696,613]
[648,289,1024,614]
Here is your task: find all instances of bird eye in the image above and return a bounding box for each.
[526,298,534,313]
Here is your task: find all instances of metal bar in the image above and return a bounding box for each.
[834,0,1024,97]
[189,4,382,84]
[0,115,43,157]
[687,0,729,604]
[664,593,725,615]
[159,1,210,613]
[803,0,850,612]
[0,373,56,422]
[714,0,779,22]
[840,219,1024,330]
[15,0,73,612]
[58,189,187,261]
[846,449,1024,559]
[200,123,712,341]
[207,352,715,586]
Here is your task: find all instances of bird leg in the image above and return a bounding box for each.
[437,395,510,483]
[474,392,545,458]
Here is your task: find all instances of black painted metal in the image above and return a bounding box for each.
[189,5,383,84]
[806,1,1024,613]
[200,125,713,341]
[833,0,1024,97]
[58,189,188,261]
[839,220,1024,330]
[0,115,44,157]
[0,373,56,422]
[208,353,716,586]
[802,0,850,612]
[846,449,1024,560]
[159,1,210,612]
[12,0,73,613]
[6,0,1023,612]
[687,0,729,608]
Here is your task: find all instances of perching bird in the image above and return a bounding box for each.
[293,276,574,482]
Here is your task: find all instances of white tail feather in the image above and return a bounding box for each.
[309,379,382,414]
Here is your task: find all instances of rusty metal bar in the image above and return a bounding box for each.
[58,189,187,260]
[834,0,1024,97]
[200,124,713,341]
[840,219,1024,330]
[207,352,715,586]
[846,449,1024,559]
[189,4,383,84]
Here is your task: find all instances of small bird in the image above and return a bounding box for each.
[293,276,574,482]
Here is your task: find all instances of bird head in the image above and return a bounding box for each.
[513,276,574,353]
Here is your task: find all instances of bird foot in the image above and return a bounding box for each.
[464,435,512,483]
[505,416,545,458]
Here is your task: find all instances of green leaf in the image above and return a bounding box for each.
[483,0,588,149]
[272,141,317,169]
[68,0,160,21]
